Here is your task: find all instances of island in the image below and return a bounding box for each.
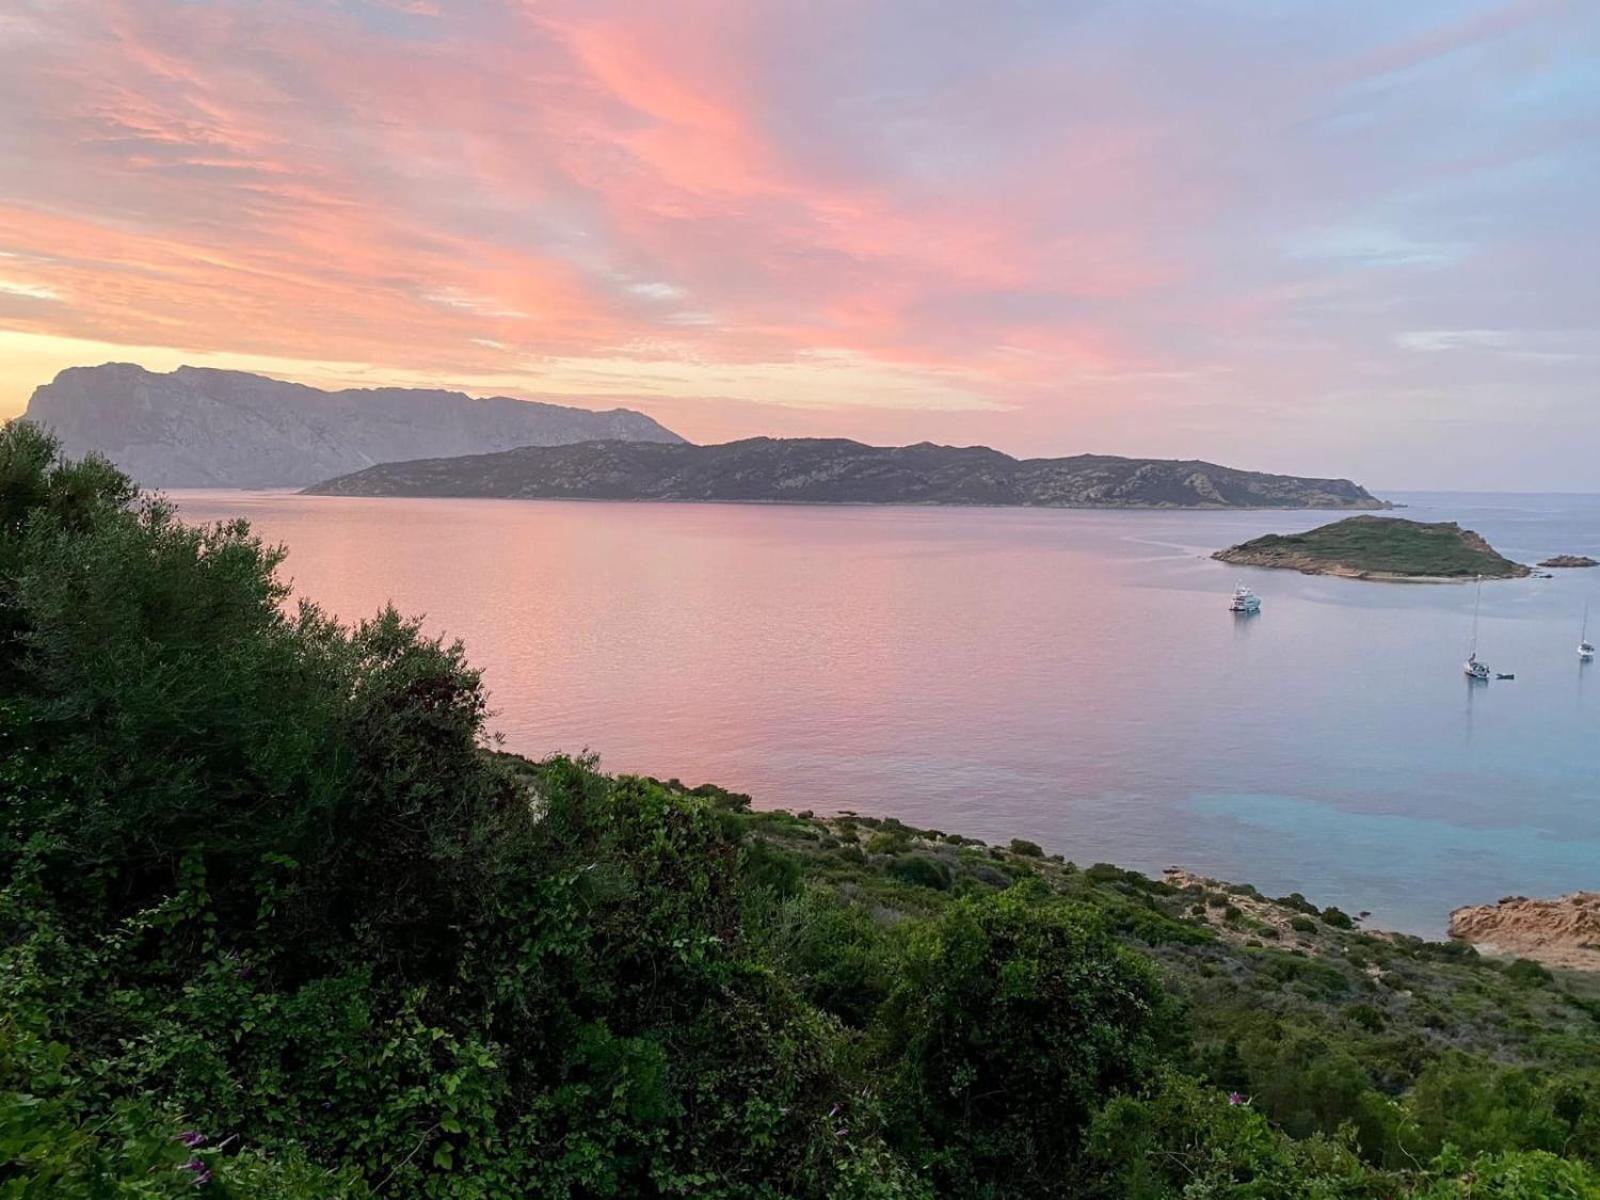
[1212,515,1530,581]
[1538,554,1599,568]
[22,363,685,488]
[303,436,1389,509]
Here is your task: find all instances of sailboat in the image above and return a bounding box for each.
[1581,602,1595,661]
[1464,575,1490,682]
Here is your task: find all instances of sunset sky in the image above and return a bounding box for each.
[1,0,1596,488]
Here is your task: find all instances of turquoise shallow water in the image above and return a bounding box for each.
[170,489,1600,936]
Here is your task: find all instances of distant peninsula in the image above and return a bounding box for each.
[22,363,684,488]
[1213,516,1529,581]
[1538,555,1598,569]
[303,437,1388,510]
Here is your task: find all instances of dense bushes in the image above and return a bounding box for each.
[2,421,1598,1198]
[875,892,1163,1194]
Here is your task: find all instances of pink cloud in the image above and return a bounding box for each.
[0,0,1595,487]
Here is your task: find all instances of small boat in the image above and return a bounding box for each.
[1495,672,1515,681]
[1580,603,1594,661]
[1464,575,1491,681]
[1229,585,1261,614]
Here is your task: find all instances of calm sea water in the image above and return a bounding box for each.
[170,490,1600,936]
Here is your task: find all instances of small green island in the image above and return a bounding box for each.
[1213,515,1530,581]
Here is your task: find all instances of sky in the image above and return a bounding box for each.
[0,0,1597,490]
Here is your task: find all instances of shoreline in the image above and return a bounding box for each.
[712,789,1599,973]
[740,792,1600,975]
[1210,555,1531,584]
[292,489,1392,513]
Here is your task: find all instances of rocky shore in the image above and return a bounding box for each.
[1449,891,1600,973]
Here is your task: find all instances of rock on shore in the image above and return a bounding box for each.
[1449,892,1600,973]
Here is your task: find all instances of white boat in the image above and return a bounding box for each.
[1581,602,1594,661]
[1229,585,1261,614]
[1464,575,1491,681]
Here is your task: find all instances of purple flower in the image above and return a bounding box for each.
[177,1131,206,1148]
[181,1158,212,1185]
[1227,1092,1244,1106]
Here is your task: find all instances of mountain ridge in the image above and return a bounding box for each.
[22,363,685,488]
[303,436,1388,509]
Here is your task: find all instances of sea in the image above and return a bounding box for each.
[169,489,1600,937]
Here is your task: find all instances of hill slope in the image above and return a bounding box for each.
[23,363,685,488]
[1213,515,1529,580]
[304,436,1387,509]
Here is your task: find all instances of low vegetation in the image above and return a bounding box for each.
[2,421,1596,1197]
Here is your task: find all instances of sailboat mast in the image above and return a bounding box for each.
[1470,575,1482,655]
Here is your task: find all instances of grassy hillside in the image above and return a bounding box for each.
[1215,515,1529,579]
[2,420,1594,1198]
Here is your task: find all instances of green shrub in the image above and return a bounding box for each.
[1008,838,1044,857]
[1085,863,1131,884]
[887,854,952,891]
[1504,958,1555,988]
[759,888,894,1027]
[1413,937,1479,963]
[1343,1003,1386,1032]
[866,830,912,855]
[1277,892,1322,916]
[744,838,805,897]
[874,892,1166,1194]
[1322,906,1355,930]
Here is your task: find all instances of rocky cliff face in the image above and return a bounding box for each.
[22,363,685,488]
[304,436,1387,509]
[1450,893,1600,973]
